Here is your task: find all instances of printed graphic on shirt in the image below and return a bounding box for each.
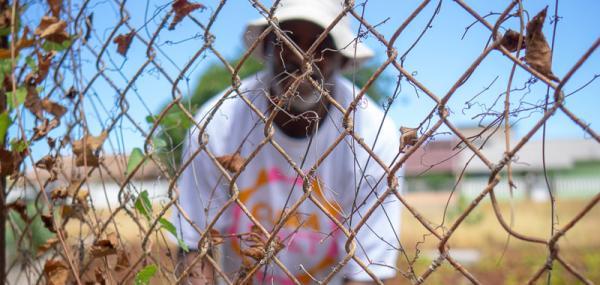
[226,167,344,284]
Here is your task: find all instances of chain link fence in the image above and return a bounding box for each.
[1,0,599,284]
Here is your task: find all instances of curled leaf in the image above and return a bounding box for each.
[399,127,418,151]
[113,31,135,56]
[525,7,559,82]
[7,199,28,222]
[41,213,56,233]
[34,51,56,84]
[47,0,62,17]
[169,0,205,30]
[33,118,60,141]
[115,249,130,272]
[41,98,66,119]
[90,232,118,257]
[72,131,108,167]
[498,29,525,52]
[241,247,265,261]
[25,83,44,120]
[43,259,70,285]
[208,228,224,245]
[216,153,245,173]
[37,237,60,256]
[35,16,69,43]
[0,147,26,177]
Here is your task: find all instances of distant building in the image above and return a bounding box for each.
[405,127,600,200]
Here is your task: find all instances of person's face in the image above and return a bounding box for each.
[265,20,343,113]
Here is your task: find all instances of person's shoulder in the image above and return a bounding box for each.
[334,75,398,136]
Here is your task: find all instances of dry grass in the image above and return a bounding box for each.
[61,192,600,284]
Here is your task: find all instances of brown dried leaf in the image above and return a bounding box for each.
[0,27,35,59]
[209,228,224,245]
[498,29,525,52]
[37,237,60,256]
[0,148,25,177]
[525,7,559,82]
[41,213,56,233]
[72,131,108,167]
[241,246,265,261]
[115,250,130,272]
[216,153,245,173]
[33,118,60,141]
[35,154,56,170]
[43,259,70,285]
[65,86,78,99]
[42,98,67,119]
[50,187,68,200]
[35,16,69,43]
[90,232,118,257]
[169,0,205,30]
[94,267,107,285]
[47,0,62,17]
[7,199,28,222]
[36,51,57,84]
[25,83,44,120]
[399,127,418,151]
[113,31,135,56]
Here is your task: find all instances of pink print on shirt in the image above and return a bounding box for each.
[226,167,343,283]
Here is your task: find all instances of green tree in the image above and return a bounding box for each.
[153,55,391,173]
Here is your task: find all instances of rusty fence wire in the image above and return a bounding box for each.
[0,0,599,284]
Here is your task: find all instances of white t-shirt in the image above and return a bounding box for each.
[172,71,402,284]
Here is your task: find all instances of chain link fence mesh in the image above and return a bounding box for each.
[1,0,599,284]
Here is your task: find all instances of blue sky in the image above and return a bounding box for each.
[17,0,600,157]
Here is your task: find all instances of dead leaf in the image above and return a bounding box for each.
[35,154,56,170]
[399,127,418,151]
[115,249,130,271]
[36,51,57,84]
[113,31,135,56]
[25,83,44,120]
[33,118,60,141]
[241,247,265,261]
[0,27,36,59]
[498,29,525,52]
[0,148,25,177]
[41,213,56,233]
[7,199,28,222]
[42,99,66,118]
[37,237,60,256]
[94,267,107,285]
[65,86,78,99]
[72,131,108,167]
[83,13,93,43]
[47,0,62,17]
[35,16,69,43]
[209,228,224,245]
[50,187,68,200]
[90,232,118,258]
[43,259,70,285]
[524,7,559,82]
[169,0,205,30]
[216,153,245,172]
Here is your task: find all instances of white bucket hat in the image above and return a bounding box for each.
[243,0,374,69]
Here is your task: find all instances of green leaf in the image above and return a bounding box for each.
[145,115,158,124]
[135,264,157,285]
[42,38,72,52]
[134,190,152,220]
[159,218,188,252]
[10,139,28,152]
[126,147,144,175]
[152,137,167,149]
[0,112,10,143]
[25,56,37,72]
[6,87,27,110]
